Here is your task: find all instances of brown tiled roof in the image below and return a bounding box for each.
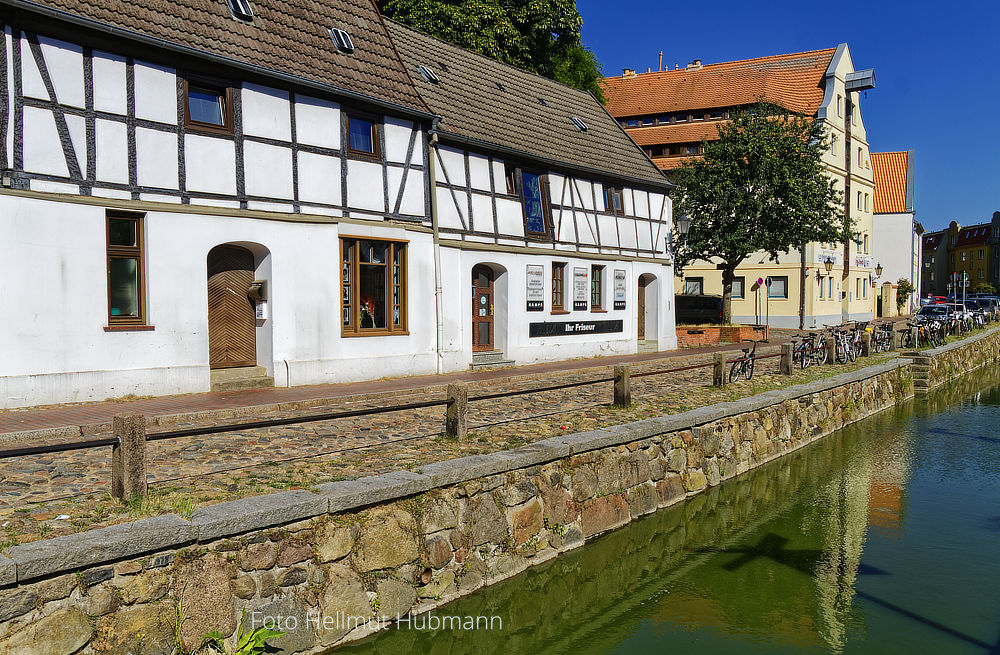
[384,19,669,188]
[956,224,990,248]
[923,231,944,251]
[602,47,836,118]
[871,151,909,213]
[10,0,428,113]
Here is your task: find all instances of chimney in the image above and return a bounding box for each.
[658,51,663,72]
[622,68,636,78]
[674,62,679,70]
[686,59,702,70]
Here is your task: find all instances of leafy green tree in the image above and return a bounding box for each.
[670,103,848,324]
[896,278,915,311]
[973,282,997,295]
[377,0,604,100]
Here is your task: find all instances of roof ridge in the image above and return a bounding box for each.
[606,46,837,81]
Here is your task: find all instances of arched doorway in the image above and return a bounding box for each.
[207,245,257,369]
[472,264,495,352]
[638,273,658,352]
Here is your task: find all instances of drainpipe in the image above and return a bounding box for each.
[799,244,807,329]
[428,120,446,374]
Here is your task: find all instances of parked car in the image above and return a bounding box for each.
[675,294,724,324]
[913,304,952,324]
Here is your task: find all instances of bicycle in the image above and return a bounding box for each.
[729,339,765,383]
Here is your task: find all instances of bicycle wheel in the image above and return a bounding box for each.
[836,341,848,364]
[729,361,742,383]
[817,339,829,365]
[796,343,810,369]
[745,358,754,380]
[848,341,858,362]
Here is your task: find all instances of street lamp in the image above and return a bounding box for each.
[823,256,834,274]
[676,214,691,244]
[875,262,883,277]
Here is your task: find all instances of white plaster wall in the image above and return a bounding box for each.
[19,36,48,102]
[95,119,129,184]
[297,152,341,205]
[244,141,293,199]
[346,159,385,213]
[92,51,127,115]
[185,135,236,195]
[136,128,179,189]
[4,28,13,163]
[242,84,291,142]
[39,36,84,108]
[22,106,67,176]
[437,146,466,188]
[386,167,425,217]
[383,117,414,164]
[0,195,439,408]
[294,95,340,149]
[133,62,176,125]
[468,153,492,192]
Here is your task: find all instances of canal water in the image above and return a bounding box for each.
[338,367,1000,655]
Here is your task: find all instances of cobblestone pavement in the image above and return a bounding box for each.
[0,343,900,544]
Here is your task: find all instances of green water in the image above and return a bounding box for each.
[338,368,1000,654]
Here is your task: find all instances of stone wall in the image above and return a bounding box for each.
[0,359,916,655]
[923,325,1000,389]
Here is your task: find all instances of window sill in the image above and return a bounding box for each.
[550,310,570,315]
[104,325,155,332]
[341,330,410,338]
[591,309,608,314]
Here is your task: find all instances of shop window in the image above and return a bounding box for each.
[183,77,233,135]
[591,265,604,310]
[341,237,406,335]
[106,212,147,326]
[346,114,380,158]
[552,262,566,311]
[767,276,788,299]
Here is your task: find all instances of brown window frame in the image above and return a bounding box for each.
[604,186,624,216]
[552,262,566,312]
[514,168,553,240]
[182,76,234,136]
[591,264,604,310]
[346,113,381,160]
[340,236,408,337]
[504,162,518,195]
[106,211,148,327]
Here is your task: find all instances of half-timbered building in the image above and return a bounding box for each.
[0,0,674,409]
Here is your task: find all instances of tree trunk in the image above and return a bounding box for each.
[721,265,735,324]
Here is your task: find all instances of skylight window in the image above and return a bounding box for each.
[225,0,253,21]
[571,117,588,132]
[329,28,355,54]
[417,65,439,84]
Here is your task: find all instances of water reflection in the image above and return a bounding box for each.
[338,366,1000,655]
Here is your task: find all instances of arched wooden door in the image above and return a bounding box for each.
[472,265,494,352]
[207,245,256,369]
[637,276,649,339]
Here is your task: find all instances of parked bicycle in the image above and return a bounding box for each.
[729,339,766,383]
[793,331,828,368]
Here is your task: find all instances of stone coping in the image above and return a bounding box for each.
[0,356,913,585]
[920,324,1000,357]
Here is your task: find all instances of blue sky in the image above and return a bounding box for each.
[577,0,1000,233]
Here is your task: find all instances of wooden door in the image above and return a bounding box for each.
[637,276,647,340]
[472,265,494,352]
[207,245,256,369]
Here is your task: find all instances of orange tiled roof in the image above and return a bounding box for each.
[628,122,721,146]
[602,47,837,118]
[871,151,909,213]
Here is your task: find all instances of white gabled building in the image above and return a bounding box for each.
[386,20,676,372]
[0,0,674,410]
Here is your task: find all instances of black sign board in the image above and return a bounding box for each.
[529,320,624,338]
[527,301,544,311]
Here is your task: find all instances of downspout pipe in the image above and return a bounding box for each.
[428,119,445,374]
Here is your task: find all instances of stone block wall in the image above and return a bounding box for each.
[924,326,1000,389]
[0,360,916,655]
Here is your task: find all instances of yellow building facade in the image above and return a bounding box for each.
[605,45,877,328]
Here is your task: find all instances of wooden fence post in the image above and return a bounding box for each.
[613,365,631,407]
[861,331,872,357]
[446,383,468,440]
[713,353,726,387]
[779,343,793,374]
[112,414,147,501]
